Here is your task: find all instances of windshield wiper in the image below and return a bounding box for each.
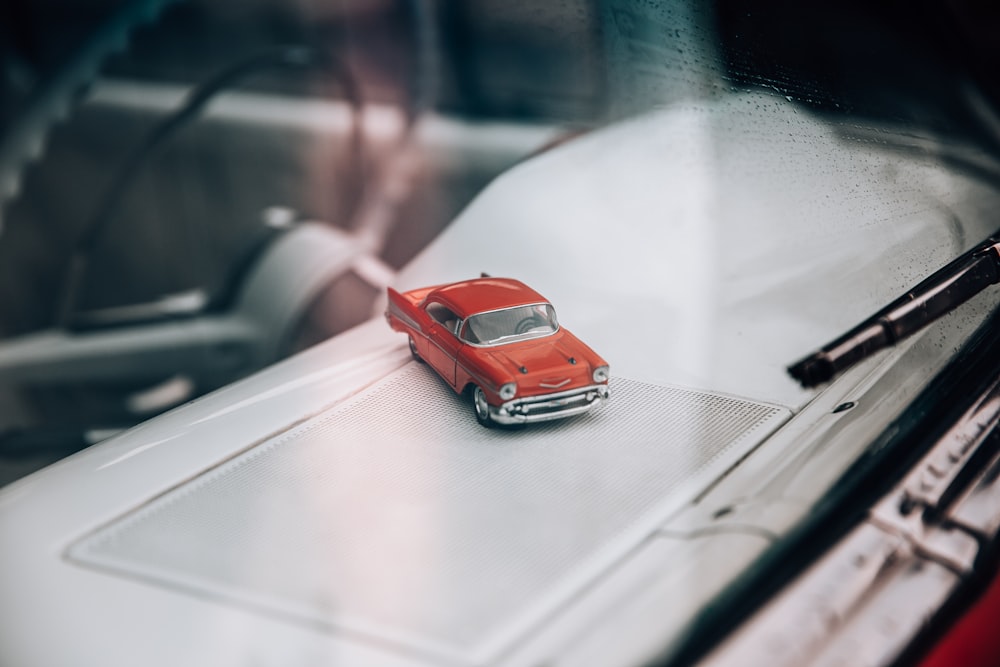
[788,228,1000,388]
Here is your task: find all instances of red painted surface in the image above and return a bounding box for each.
[426,278,548,318]
[921,569,1000,667]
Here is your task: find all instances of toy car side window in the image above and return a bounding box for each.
[425,302,461,335]
[459,320,480,344]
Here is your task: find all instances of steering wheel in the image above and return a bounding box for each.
[515,316,544,334]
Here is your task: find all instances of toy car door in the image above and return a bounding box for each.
[422,301,462,386]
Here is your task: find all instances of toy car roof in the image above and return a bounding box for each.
[424,278,549,318]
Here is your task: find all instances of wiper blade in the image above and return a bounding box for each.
[788,229,1000,388]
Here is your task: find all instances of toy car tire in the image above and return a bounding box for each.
[408,336,423,363]
[472,385,494,427]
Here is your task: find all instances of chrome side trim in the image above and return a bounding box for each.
[427,336,459,360]
[386,300,421,332]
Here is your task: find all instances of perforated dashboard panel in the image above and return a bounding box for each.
[69,363,788,665]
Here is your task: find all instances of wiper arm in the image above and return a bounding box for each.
[788,229,1000,388]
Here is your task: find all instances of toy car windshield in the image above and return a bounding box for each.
[461,304,559,346]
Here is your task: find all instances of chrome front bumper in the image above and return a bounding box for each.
[491,384,610,425]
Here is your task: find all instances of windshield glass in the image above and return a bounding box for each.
[461,304,558,346]
[6,2,1000,667]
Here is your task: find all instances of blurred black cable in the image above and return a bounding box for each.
[54,45,362,328]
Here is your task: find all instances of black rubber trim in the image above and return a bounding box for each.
[655,304,1000,667]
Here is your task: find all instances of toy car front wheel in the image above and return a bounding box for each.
[408,336,423,362]
[472,386,494,427]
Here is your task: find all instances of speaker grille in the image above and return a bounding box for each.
[70,364,787,664]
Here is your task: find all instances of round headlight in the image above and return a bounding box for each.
[592,365,610,383]
[499,383,517,400]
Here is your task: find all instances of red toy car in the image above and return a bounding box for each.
[386,277,610,426]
